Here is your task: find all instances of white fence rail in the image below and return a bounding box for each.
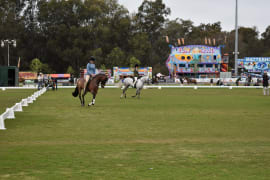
[0,88,47,130]
[1,85,264,90]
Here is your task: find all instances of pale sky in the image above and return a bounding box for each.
[118,0,270,34]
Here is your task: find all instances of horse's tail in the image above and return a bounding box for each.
[72,86,79,97]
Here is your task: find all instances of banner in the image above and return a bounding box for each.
[113,67,152,82]
[19,72,37,80]
[238,57,270,73]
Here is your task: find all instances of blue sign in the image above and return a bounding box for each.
[238,57,270,73]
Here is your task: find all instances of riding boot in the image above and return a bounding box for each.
[133,80,137,88]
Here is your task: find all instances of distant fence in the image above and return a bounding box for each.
[0,88,47,130]
[1,85,263,90]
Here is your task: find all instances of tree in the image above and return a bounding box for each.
[106,47,126,68]
[262,26,270,56]
[42,63,54,74]
[30,58,42,73]
[129,56,141,68]
[136,0,170,34]
[66,65,75,75]
[100,64,106,70]
[136,0,170,65]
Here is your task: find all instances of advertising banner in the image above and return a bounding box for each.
[113,67,152,82]
[19,72,37,80]
[238,57,270,73]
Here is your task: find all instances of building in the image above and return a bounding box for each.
[0,66,19,86]
[166,45,228,78]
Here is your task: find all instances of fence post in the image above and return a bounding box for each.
[0,115,6,130]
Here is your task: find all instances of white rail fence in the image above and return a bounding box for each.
[0,88,47,130]
[1,85,263,90]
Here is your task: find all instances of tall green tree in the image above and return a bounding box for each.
[30,58,42,73]
[135,0,170,65]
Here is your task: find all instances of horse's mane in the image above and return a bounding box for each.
[95,73,106,77]
[92,73,107,79]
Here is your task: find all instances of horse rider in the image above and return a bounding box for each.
[133,64,140,88]
[84,56,96,93]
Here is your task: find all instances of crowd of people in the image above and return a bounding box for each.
[37,73,58,91]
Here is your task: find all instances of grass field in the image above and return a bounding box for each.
[0,89,35,114]
[1,88,270,179]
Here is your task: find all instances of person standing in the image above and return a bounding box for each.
[263,72,269,96]
[247,74,252,86]
[54,78,58,90]
[210,78,213,86]
[236,76,241,86]
[37,72,43,90]
[84,57,96,92]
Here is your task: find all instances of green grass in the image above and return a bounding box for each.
[0,89,35,114]
[0,88,270,179]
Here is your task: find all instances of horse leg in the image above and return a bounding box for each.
[82,90,87,106]
[137,89,141,99]
[88,94,96,106]
[120,85,127,98]
[132,88,138,98]
[79,89,83,106]
[124,85,129,98]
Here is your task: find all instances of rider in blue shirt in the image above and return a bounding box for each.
[84,57,96,92]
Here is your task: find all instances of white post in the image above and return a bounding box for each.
[0,115,6,130]
[21,99,28,107]
[6,108,15,119]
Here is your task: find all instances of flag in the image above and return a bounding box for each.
[17,57,21,68]
[181,38,185,45]
[165,36,169,43]
[177,38,181,45]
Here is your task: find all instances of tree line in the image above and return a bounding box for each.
[1,0,270,76]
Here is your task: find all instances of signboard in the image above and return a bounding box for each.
[50,74,70,78]
[113,67,152,82]
[19,72,37,80]
[238,57,270,73]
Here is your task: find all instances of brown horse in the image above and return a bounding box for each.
[72,74,108,106]
[184,77,197,85]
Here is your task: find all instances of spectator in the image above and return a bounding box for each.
[236,77,241,86]
[263,72,269,96]
[247,74,252,86]
[54,78,58,90]
[37,72,43,90]
[210,78,213,86]
[70,74,74,86]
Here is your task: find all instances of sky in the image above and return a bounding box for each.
[118,0,270,34]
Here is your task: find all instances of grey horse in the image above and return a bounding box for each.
[120,76,149,99]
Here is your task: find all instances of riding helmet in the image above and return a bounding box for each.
[90,56,96,61]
